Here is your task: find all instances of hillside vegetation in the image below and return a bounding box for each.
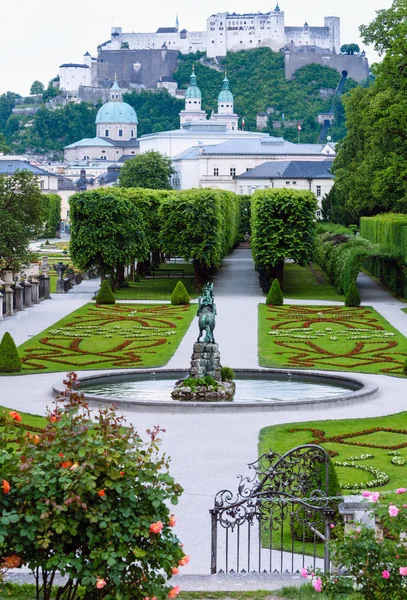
[0,48,358,156]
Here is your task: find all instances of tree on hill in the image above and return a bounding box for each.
[340,43,360,55]
[30,80,45,95]
[118,151,174,189]
[124,89,183,136]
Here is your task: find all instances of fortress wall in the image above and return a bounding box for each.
[284,52,369,83]
[96,49,179,89]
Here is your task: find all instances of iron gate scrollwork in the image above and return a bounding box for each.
[210,445,336,575]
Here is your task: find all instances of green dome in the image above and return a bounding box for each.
[185,69,201,99]
[96,101,138,124]
[218,75,233,103]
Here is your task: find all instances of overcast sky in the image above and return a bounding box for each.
[0,0,393,96]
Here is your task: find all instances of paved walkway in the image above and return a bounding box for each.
[2,250,407,581]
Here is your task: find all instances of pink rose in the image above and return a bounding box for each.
[168,586,181,599]
[312,577,322,592]
[171,567,179,575]
[396,488,407,494]
[169,515,177,527]
[371,492,380,503]
[382,570,390,579]
[362,491,371,498]
[355,527,361,533]
[330,524,335,529]
[399,567,407,576]
[96,578,106,589]
[149,521,163,534]
[389,505,399,517]
[301,567,308,578]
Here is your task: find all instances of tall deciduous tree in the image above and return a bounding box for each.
[340,43,360,54]
[41,193,62,237]
[118,151,174,189]
[69,190,148,287]
[0,171,43,269]
[30,80,45,96]
[251,188,317,290]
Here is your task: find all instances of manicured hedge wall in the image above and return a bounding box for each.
[360,213,407,260]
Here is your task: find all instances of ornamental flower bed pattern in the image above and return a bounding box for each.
[18,303,195,372]
[259,305,407,374]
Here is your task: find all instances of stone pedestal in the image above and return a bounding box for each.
[31,279,40,304]
[23,281,32,308]
[56,278,66,294]
[43,276,51,299]
[5,289,14,316]
[0,292,3,319]
[189,342,222,382]
[14,284,24,311]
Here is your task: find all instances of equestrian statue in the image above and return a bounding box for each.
[197,282,216,343]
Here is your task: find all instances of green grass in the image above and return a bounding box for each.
[0,584,341,600]
[258,304,407,375]
[281,263,343,301]
[17,302,195,373]
[259,412,407,494]
[114,263,198,301]
[0,406,46,429]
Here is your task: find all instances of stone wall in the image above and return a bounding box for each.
[284,52,369,83]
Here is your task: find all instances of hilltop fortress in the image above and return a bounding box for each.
[59,5,369,97]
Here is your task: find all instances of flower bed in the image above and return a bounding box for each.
[259,304,407,375]
[17,303,195,373]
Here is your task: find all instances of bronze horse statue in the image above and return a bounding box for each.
[197,282,216,343]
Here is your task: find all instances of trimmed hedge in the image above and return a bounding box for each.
[266,278,283,305]
[360,213,407,260]
[170,281,190,305]
[0,332,22,373]
[345,281,361,307]
[96,280,115,304]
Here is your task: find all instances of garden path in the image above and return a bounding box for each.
[2,249,407,580]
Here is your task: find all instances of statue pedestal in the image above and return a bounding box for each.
[189,342,222,382]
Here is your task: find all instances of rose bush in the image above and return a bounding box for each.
[0,372,186,600]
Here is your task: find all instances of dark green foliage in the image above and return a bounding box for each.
[0,332,22,373]
[0,171,43,269]
[159,189,240,285]
[124,90,183,136]
[340,43,361,54]
[251,189,317,291]
[345,281,361,307]
[118,151,174,189]
[182,375,218,390]
[221,366,234,382]
[360,213,407,260]
[292,458,342,543]
[95,280,115,305]
[40,193,62,237]
[170,281,190,305]
[266,278,284,305]
[30,81,45,96]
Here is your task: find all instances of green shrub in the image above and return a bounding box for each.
[360,213,407,260]
[345,281,361,307]
[266,278,284,305]
[170,280,190,305]
[221,366,234,381]
[95,280,115,304]
[0,332,22,373]
[182,375,218,390]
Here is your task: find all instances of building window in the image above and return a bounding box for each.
[246,167,251,171]
[131,130,134,137]
[316,209,322,219]
[213,168,219,176]
[316,185,321,197]
[119,129,123,137]
[292,181,297,185]
[105,130,109,137]
[40,180,44,190]
[230,167,236,177]
[285,181,290,185]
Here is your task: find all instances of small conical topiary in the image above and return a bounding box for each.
[345,281,361,307]
[266,278,283,306]
[95,280,115,305]
[171,281,190,305]
[0,332,22,373]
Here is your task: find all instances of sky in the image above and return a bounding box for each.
[0,0,393,96]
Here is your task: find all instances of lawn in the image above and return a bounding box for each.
[281,263,343,302]
[259,304,407,375]
[0,406,46,429]
[114,264,198,301]
[17,303,195,373]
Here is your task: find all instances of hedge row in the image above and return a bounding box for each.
[360,213,407,260]
[316,231,407,298]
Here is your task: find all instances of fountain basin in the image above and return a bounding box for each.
[52,369,378,412]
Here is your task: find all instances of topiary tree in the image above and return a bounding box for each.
[266,278,283,305]
[345,280,361,307]
[0,332,22,373]
[95,279,115,305]
[0,372,186,600]
[170,281,190,305]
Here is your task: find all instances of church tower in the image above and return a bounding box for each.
[179,68,207,126]
[210,73,239,130]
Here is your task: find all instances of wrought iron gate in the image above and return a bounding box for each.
[210,445,336,575]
